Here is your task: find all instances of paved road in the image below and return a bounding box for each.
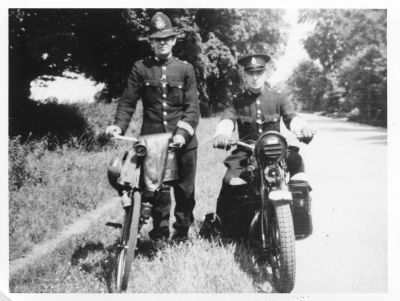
[293,113,387,293]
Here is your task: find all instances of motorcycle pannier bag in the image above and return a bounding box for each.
[288,180,313,239]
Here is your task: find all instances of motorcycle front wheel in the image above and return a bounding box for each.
[116,190,141,293]
[269,203,296,293]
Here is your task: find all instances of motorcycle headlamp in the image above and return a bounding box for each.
[255,131,287,163]
[264,165,281,183]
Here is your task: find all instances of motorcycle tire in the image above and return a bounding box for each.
[269,203,296,293]
[116,190,141,293]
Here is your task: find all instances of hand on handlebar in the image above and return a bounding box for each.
[172,134,185,148]
[295,126,316,144]
[213,134,231,150]
[105,125,122,136]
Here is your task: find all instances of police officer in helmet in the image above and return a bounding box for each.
[106,12,200,249]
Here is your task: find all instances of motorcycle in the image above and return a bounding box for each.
[106,133,179,292]
[201,130,313,293]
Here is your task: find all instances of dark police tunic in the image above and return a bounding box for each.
[114,55,200,237]
[115,56,200,149]
[221,86,297,140]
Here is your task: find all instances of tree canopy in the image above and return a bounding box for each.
[287,9,386,125]
[9,9,287,105]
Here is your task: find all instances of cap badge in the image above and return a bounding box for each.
[155,16,166,30]
[251,57,257,65]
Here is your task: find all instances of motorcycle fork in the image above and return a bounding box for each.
[259,168,268,250]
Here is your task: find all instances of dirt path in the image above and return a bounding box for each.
[9,197,119,276]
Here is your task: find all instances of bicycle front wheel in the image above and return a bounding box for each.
[116,191,141,292]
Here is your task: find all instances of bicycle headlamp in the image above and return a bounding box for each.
[135,143,147,157]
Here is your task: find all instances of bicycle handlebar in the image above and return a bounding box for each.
[111,133,181,149]
[111,134,139,143]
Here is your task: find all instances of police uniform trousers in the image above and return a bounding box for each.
[149,147,197,239]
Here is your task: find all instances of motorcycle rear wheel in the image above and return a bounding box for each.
[269,203,296,293]
[116,190,141,293]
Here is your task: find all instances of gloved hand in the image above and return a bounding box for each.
[172,134,186,147]
[290,117,315,142]
[105,125,122,136]
[295,125,316,144]
[213,134,231,150]
[298,125,315,139]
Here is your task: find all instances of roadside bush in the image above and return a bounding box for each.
[9,99,120,151]
[9,136,46,191]
[337,45,387,126]
[287,60,331,111]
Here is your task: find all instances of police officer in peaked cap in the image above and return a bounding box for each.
[106,12,200,249]
[212,53,315,238]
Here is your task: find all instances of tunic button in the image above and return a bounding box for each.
[256,100,261,105]
[162,66,166,70]
[145,82,149,86]
[258,129,262,133]
[163,112,167,116]
[163,121,168,125]
[178,85,182,89]
[163,102,167,107]
[257,109,261,114]
[162,93,167,98]
[162,83,166,88]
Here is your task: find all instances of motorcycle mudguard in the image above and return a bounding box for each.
[288,180,313,239]
[268,190,293,205]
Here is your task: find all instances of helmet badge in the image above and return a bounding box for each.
[251,57,257,65]
[155,16,166,30]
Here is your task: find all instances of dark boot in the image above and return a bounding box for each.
[171,225,189,243]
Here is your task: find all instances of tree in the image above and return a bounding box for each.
[9,9,151,102]
[290,9,387,125]
[337,45,387,125]
[287,60,331,111]
[299,9,386,72]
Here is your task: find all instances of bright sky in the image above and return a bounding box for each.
[269,9,314,86]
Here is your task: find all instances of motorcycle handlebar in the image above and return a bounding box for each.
[229,132,314,150]
[230,140,255,151]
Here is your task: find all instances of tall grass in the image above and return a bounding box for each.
[9,101,143,260]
